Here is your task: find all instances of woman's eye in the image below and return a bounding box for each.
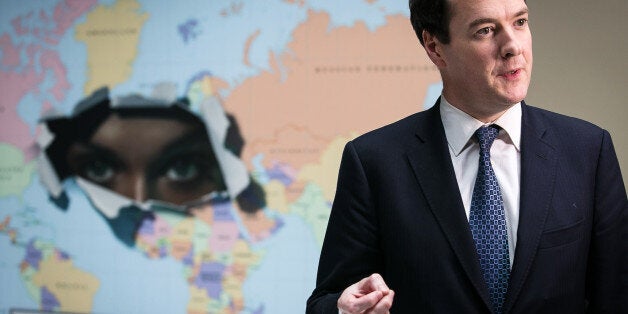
[165,160,199,182]
[83,160,115,183]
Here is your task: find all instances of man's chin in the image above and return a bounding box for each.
[498,90,527,106]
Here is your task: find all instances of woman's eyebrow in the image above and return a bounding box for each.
[155,128,215,160]
[67,142,122,165]
[146,128,222,174]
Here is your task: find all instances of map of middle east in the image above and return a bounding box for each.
[0,1,441,313]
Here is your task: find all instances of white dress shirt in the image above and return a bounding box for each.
[440,96,521,267]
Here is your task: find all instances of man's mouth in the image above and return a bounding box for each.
[500,69,521,80]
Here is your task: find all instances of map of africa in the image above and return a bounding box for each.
[0,1,442,313]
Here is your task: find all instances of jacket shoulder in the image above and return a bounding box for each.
[524,104,608,144]
[351,109,431,152]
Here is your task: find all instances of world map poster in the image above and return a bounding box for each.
[0,1,442,313]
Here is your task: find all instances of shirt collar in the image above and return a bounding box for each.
[440,96,522,156]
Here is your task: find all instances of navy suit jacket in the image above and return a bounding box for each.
[307,100,627,313]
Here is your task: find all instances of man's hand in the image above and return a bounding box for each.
[337,273,395,314]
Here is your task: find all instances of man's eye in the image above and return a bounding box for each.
[165,160,199,182]
[515,18,528,27]
[476,27,492,36]
[83,160,115,183]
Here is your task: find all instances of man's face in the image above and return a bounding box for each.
[436,0,532,118]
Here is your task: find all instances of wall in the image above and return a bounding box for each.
[527,0,628,187]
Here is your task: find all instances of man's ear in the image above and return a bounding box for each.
[422,30,446,68]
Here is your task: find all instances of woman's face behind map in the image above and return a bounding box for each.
[65,112,226,205]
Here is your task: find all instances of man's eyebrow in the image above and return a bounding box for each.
[514,8,529,18]
[468,8,529,30]
[468,18,497,30]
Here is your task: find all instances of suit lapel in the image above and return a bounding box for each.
[406,101,493,310]
[503,103,558,313]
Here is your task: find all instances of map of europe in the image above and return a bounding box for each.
[0,0,442,313]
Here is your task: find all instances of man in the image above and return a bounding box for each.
[307,0,627,312]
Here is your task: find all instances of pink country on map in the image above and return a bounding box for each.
[0,34,20,67]
[40,51,70,102]
[0,0,96,160]
[10,0,97,44]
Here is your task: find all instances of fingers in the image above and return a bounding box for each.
[365,289,394,314]
[339,289,383,313]
[338,274,394,314]
[358,273,390,295]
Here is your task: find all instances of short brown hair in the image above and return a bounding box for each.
[409,0,452,46]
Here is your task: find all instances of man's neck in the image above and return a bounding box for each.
[441,94,517,124]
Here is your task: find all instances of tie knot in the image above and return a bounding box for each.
[475,125,500,150]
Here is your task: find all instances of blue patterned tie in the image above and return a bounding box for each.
[469,125,510,314]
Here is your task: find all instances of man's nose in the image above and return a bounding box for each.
[500,28,523,59]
